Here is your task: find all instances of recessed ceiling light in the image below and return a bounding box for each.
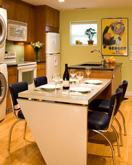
[58,0,65,2]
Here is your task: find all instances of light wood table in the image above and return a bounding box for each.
[18,79,111,165]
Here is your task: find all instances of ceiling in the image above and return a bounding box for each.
[22,0,132,10]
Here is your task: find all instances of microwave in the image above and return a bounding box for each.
[7,19,27,41]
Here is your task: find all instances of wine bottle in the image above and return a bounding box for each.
[63,64,70,90]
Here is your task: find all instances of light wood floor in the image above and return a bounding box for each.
[0,97,132,165]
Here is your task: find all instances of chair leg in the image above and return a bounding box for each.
[92,130,116,165]
[23,121,27,140]
[115,117,123,146]
[8,119,21,153]
[111,125,121,157]
[118,110,127,136]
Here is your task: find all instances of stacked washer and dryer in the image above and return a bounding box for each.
[0,8,8,121]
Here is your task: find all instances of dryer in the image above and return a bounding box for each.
[0,63,8,121]
[0,8,7,62]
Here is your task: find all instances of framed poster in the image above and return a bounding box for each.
[101,18,128,56]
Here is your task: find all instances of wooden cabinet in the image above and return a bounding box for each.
[45,5,60,32]
[90,68,122,96]
[37,62,46,77]
[2,0,35,42]
[34,5,59,62]
[8,66,17,83]
[7,66,17,110]
[2,0,16,20]
[2,1,59,63]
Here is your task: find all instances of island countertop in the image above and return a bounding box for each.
[68,62,122,71]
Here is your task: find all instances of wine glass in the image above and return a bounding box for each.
[70,70,76,79]
[86,69,91,78]
[76,71,84,84]
[52,73,61,89]
[69,70,76,87]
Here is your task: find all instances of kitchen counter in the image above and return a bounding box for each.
[68,62,122,97]
[69,62,122,71]
[5,61,36,66]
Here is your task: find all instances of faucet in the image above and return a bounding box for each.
[90,49,105,65]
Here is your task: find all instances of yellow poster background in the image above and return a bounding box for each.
[101,18,128,56]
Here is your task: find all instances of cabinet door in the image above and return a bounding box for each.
[2,0,35,42]
[2,0,16,20]
[45,6,59,32]
[90,70,113,78]
[37,63,46,77]
[27,6,35,42]
[45,6,59,28]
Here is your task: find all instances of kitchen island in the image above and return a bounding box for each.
[18,79,111,165]
[69,62,122,97]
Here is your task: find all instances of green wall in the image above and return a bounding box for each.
[60,8,132,93]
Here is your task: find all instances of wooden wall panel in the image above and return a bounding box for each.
[2,0,35,42]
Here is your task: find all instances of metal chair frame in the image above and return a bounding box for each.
[88,88,123,165]
[8,82,28,153]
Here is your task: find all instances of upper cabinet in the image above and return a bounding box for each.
[34,5,59,38]
[2,0,35,42]
[45,6,60,32]
[2,0,60,62]
[34,5,60,61]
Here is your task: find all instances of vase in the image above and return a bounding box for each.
[35,49,40,62]
[88,40,94,45]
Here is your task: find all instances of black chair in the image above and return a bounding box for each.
[8,81,28,152]
[89,80,128,138]
[118,80,128,136]
[88,88,123,165]
[34,76,47,87]
[119,80,128,101]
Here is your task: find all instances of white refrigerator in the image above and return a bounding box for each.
[46,32,60,82]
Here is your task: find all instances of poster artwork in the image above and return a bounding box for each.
[101,18,128,56]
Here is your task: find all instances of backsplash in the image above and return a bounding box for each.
[5,41,24,62]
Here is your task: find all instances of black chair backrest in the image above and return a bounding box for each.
[119,80,128,100]
[114,87,123,115]
[9,81,28,106]
[108,87,123,116]
[34,76,47,87]
[107,93,116,117]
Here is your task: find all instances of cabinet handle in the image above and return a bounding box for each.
[112,74,115,79]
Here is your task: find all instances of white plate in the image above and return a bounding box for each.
[70,86,91,93]
[39,84,62,91]
[52,78,63,83]
[70,78,78,82]
[84,80,103,85]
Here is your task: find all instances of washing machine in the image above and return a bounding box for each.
[0,63,8,121]
[0,8,7,62]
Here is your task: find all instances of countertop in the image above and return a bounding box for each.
[69,62,122,71]
[5,61,46,67]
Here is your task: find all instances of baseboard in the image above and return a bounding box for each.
[126,91,132,96]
